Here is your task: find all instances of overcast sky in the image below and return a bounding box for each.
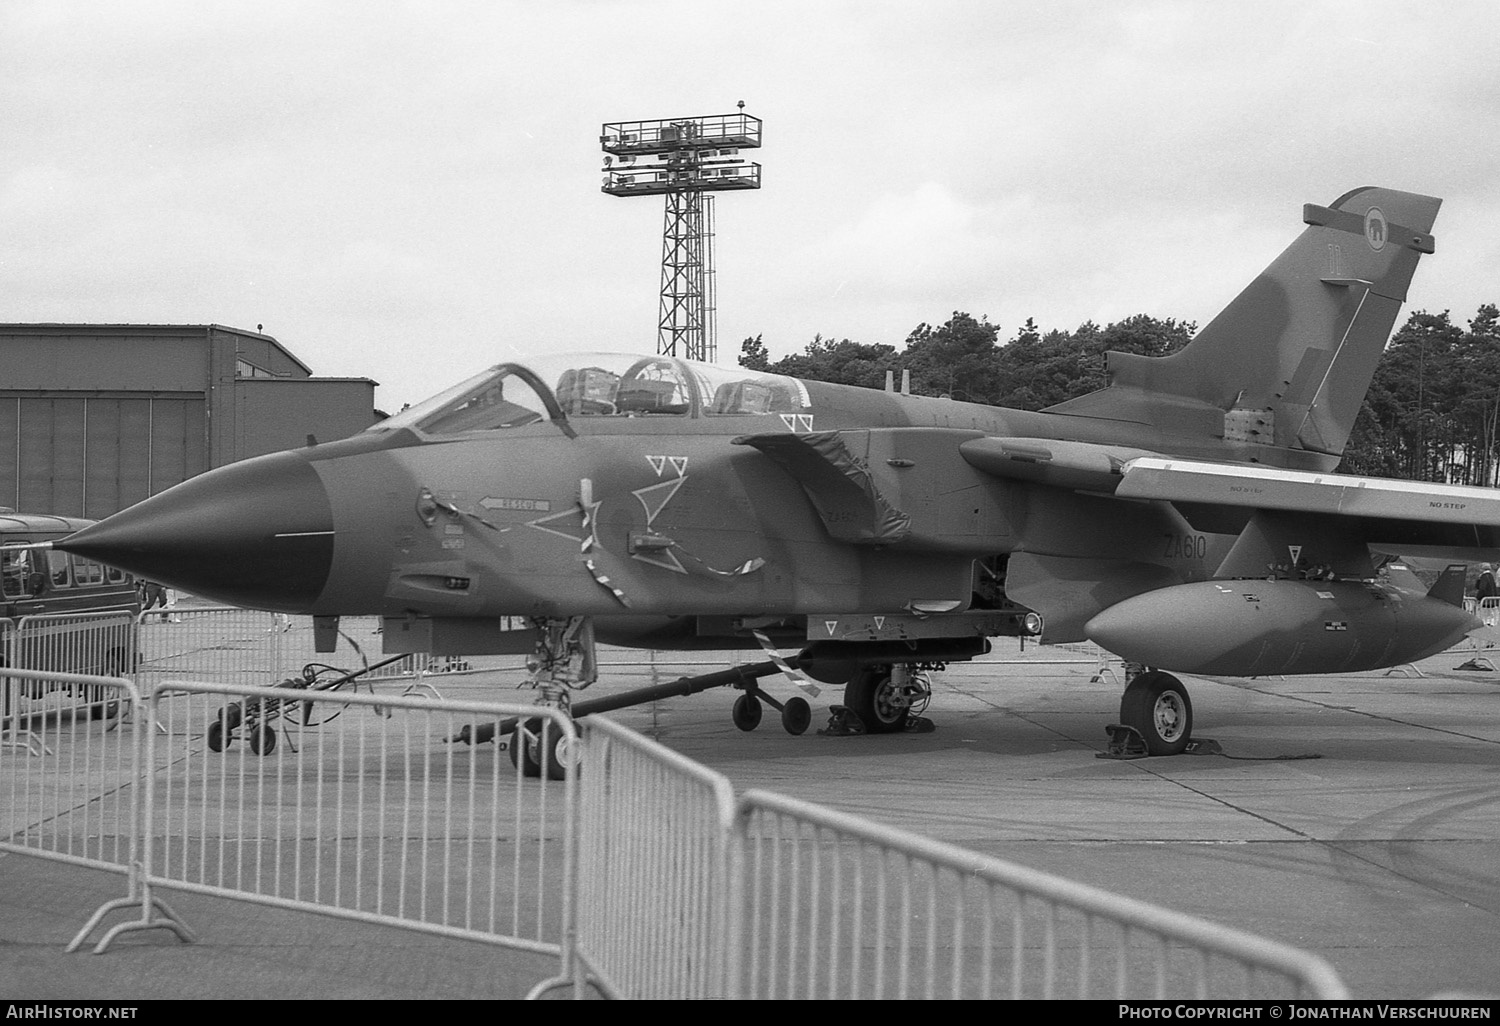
[4,0,1499,412]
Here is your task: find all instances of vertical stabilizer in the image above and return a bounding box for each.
[1046,187,1441,462]
[1426,564,1468,608]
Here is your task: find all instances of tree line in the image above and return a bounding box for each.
[739,305,1500,485]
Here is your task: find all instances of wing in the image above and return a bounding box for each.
[1115,457,1500,568]
[953,442,1500,644]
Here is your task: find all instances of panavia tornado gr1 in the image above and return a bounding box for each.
[56,185,1494,768]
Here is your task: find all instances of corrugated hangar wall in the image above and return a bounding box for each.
[0,394,207,519]
[0,324,377,520]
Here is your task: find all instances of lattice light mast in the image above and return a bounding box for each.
[601,108,762,362]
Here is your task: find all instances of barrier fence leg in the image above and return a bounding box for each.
[65,863,197,954]
[65,685,196,954]
[526,726,591,1001]
[1090,645,1120,684]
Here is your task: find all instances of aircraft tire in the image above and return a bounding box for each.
[249,723,277,756]
[508,719,577,780]
[1119,671,1192,756]
[732,693,762,731]
[781,696,811,736]
[844,666,909,734]
[542,728,581,781]
[206,718,227,752]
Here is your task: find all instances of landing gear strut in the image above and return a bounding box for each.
[508,616,596,780]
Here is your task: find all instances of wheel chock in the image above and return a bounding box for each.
[1098,723,1149,759]
[817,705,866,736]
[1099,724,1223,759]
[816,707,937,736]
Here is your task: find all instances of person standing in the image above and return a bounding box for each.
[1477,563,1498,602]
[1474,563,1500,629]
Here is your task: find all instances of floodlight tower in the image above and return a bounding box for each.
[601,107,762,362]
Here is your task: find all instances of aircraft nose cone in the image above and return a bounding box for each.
[57,451,334,612]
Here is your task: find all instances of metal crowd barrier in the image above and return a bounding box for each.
[543,723,1346,1000]
[1,668,142,875]
[68,681,578,957]
[13,611,138,680]
[731,790,1348,1000]
[134,607,513,694]
[6,658,1350,999]
[537,716,739,999]
[134,606,289,690]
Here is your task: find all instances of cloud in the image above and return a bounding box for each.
[4,1,1500,406]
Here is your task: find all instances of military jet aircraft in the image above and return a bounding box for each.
[56,185,1496,766]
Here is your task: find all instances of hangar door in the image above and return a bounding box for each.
[0,395,207,519]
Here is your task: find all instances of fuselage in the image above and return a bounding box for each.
[56,350,1479,679]
[57,352,1258,619]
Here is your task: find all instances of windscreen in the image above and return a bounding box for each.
[375,352,810,435]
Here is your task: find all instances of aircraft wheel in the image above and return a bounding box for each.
[249,723,277,756]
[843,666,909,734]
[508,735,540,778]
[732,693,762,731]
[781,696,811,736]
[1120,671,1192,756]
[206,719,227,752]
[541,728,581,781]
[509,718,576,779]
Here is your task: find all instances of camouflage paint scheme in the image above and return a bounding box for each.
[59,187,1490,751]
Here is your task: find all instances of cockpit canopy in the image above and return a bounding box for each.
[377,353,811,436]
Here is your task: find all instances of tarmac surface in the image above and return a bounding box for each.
[4,636,1499,1000]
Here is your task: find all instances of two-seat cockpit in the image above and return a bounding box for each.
[377,353,812,437]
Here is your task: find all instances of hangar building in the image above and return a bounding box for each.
[0,323,378,520]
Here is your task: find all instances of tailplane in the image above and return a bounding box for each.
[1046,186,1441,465]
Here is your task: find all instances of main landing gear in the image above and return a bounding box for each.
[1115,669,1193,757]
[728,662,935,737]
[453,620,952,775]
[841,664,931,734]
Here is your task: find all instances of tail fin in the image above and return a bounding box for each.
[1426,564,1469,608]
[1047,187,1441,464]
